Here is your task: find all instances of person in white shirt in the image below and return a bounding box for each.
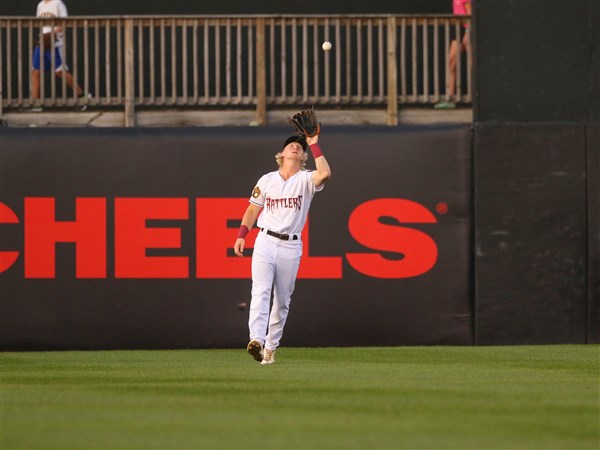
[234,133,332,364]
[31,0,89,111]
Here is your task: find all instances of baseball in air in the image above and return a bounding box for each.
[322,41,332,52]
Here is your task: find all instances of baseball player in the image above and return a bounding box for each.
[234,125,331,365]
[434,0,472,109]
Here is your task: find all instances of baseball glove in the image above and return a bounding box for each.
[289,107,321,138]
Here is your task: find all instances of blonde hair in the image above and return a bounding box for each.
[275,150,308,169]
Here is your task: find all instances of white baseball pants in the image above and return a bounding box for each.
[249,231,302,351]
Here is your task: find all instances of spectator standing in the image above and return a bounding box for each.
[435,0,472,109]
[30,0,90,111]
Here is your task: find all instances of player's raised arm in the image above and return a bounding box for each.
[289,108,331,187]
[234,203,262,257]
[307,135,331,188]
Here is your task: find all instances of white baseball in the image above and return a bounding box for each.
[322,41,332,52]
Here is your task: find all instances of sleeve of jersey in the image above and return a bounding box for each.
[307,170,325,195]
[249,177,265,207]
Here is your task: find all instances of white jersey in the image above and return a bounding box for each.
[37,0,68,45]
[249,169,323,235]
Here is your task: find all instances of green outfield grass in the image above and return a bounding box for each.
[1,346,598,449]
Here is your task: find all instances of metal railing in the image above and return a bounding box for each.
[1,15,472,125]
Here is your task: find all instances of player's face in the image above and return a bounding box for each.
[283,142,304,160]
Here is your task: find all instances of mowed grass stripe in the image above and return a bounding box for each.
[1,346,598,449]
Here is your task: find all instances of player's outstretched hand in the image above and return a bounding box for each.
[234,238,245,257]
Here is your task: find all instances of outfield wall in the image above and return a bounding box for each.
[0,126,473,349]
[473,0,599,344]
[2,122,598,349]
[473,124,593,344]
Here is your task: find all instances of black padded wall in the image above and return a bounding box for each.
[587,124,600,343]
[473,0,599,344]
[0,126,473,350]
[474,124,588,344]
[474,0,599,123]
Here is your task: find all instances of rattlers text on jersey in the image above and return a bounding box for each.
[249,169,324,235]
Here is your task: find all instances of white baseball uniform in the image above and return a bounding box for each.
[248,169,324,351]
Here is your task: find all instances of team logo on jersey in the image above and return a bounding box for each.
[266,195,303,213]
[252,186,261,198]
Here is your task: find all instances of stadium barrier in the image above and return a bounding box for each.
[0,125,473,350]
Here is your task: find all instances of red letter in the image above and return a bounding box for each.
[297,218,342,279]
[346,199,438,278]
[115,198,189,278]
[0,202,20,273]
[196,199,342,279]
[24,198,106,278]
[196,198,258,278]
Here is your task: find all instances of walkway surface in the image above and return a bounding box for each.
[2,107,472,127]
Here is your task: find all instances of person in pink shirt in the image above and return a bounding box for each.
[435,0,472,109]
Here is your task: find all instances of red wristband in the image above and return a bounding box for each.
[310,143,323,159]
[237,225,249,239]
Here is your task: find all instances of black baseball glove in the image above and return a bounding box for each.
[289,107,321,138]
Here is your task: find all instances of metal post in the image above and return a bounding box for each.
[386,17,398,126]
[255,17,267,125]
[124,18,135,127]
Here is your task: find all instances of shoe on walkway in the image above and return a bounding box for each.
[78,93,92,111]
[434,101,456,110]
[261,348,276,365]
[247,340,263,362]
